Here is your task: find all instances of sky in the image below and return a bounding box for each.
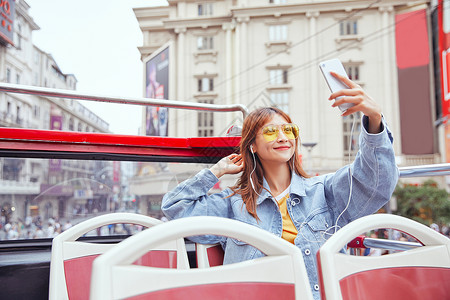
[25,0,169,135]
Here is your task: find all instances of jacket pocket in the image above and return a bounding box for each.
[306,210,333,242]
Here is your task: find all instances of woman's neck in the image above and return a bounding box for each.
[261,161,291,197]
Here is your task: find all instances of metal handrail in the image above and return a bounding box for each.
[0,82,249,117]
[363,237,422,251]
[399,163,450,178]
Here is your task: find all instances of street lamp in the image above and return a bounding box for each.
[302,142,317,174]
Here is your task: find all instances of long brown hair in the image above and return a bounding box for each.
[230,107,310,220]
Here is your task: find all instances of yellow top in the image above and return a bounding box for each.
[276,188,298,244]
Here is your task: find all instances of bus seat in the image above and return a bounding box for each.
[196,243,224,268]
[49,213,187,300]
[317,214,450,300]
[90,216,314,300]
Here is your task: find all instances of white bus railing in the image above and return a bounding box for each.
[399,163,450,178]
[0,82,249,118]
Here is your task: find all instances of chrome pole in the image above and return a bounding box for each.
[363,237,422,251]
[399,163,450,178]
[0,82,249,118]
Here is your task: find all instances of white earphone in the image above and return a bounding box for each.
[250,145,254,153]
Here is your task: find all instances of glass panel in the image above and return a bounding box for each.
[0,157,229,240]
[202,78,209,92]
[281,25,287,40]
[197,37,203,50]
[269,25,275,41]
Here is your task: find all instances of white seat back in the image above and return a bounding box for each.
[317,214,450,300]
[90,216,314,300]
[49,213,187,300]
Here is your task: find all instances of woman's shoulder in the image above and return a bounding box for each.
[295,172,331,185]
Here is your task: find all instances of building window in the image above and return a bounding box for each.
[198,77,214,92]
[16,105,22,125]
[6,68,11,83]
[198,99,214,137]
[2,158,23,181]
[198,3,213,16]
[343,112,361,157]
[34,51,40,64]
[344,64,360,81]
[269,69,288,85]
[69,118,74,131]
[16,74,20,84]
[340,20,358,35]
[197,36,214,50]
[269,0,286,3]
[16,24,22,50]
[270,92,289,113]
[269,25,287,41]
[33,105,40,118]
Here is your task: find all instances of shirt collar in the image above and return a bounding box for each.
[256,171,306,205]
[290,171,306,197]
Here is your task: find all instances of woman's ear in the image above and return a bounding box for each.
[250,145,254,153]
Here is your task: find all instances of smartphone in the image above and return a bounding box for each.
[319,58,355,112]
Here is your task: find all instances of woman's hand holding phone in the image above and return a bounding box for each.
[328,71,382,134]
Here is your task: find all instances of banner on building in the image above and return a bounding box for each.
[395,8,434,155]
[49,105,62,171]
[144,45,169,136]
[113,161,120,183]
[438,1,450,162]
[439,0,450,117]
[0,0,14,46]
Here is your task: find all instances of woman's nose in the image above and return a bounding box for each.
[277,128,288,141]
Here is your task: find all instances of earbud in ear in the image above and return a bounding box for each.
[250,145,254,153]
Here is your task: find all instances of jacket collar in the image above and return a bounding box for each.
[256,172,306,205]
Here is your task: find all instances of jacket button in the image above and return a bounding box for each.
[314,284,320,291]
[304,249,311,255]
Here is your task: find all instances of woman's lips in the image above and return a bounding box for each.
[274,146,290,150]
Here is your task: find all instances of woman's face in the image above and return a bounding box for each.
[252,114,296,165]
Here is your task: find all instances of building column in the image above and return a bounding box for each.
[0,46,5,80]
[0,46,5,108]
[222,22,235,125]
[307,11,320,165]
[175,27,187,137]
[379,6,400,151]
[235,16,249,107]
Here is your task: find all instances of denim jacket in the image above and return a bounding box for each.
[162,116,399,300]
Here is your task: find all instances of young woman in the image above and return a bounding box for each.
[162,72,399,299]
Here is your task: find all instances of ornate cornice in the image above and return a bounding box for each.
[163,16,233,30]
[230,0,427,18]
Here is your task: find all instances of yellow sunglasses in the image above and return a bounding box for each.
[261,123,299,142]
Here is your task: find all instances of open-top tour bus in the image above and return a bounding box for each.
[0,83,448,299]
